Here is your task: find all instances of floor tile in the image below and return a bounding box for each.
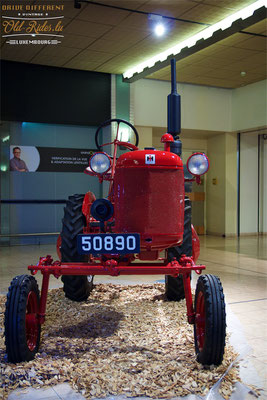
[1,235,267,399]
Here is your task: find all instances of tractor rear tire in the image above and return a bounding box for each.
[165,197,192,301]
[5,275,41,363]
[194,274,226,366]
[61,194,94,302]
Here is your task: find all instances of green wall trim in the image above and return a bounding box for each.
[116,74,130,121]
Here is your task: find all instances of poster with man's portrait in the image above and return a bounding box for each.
[10,146,94,172]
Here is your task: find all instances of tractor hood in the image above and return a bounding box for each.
[116,149,183,169]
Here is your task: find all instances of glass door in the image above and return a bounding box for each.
[0,122,11,245]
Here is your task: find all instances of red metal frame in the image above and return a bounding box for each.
[195,290,205,350]
[192,225,200,263]
[26,291,39,350]
[161,133,174,152]
[29,254,205,326]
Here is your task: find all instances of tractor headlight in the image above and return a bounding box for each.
[89,152,111,174]
[187,153,209,176]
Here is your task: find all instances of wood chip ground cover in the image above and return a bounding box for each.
[0,283,257,399]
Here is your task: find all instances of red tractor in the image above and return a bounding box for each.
[4,59,226,367]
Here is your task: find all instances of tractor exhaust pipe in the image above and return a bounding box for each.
[168,58,182,156]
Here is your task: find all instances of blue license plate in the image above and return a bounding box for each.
[77,233,140,255]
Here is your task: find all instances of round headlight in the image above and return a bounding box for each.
[187,153,209,176]
[89,152,111,174]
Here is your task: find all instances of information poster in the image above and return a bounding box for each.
[10,146,95,172]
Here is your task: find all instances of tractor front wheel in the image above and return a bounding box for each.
[61,194,94,302]
[5,275,41,363]
[194,274,226,366]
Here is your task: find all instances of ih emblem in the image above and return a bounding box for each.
[145,154,155,164]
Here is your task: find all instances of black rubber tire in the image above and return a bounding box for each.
[5,275,41,363]
[194,274,226,366]
[165,197,192,301]
[61,194,94,302]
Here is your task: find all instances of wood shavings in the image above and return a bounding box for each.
[0,283,261,399]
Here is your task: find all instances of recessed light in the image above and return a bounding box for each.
[148,14,166,37]
[240,71,247,77]
[155,23,165,36]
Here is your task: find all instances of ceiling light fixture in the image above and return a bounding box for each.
[123,0,267,80]
[148,14,166,37]
[155,23,165,37]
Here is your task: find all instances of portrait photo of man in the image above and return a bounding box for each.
[10,147,29,172]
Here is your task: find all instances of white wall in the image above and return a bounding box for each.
[206,134,226,235]
[132,78,267,133]
[225,133,237,236]
[136,126,153,149]
[260,136,267,233]
[132,79,232,132]
[240,132,258,234]
[232,79,267,132]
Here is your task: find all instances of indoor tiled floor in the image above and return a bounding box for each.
[0,235,266,399]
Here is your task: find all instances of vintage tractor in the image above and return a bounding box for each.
[4,59,226,367]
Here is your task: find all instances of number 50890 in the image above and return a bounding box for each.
[77,233,140,254]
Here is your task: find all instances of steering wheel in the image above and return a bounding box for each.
[95,118,139,152]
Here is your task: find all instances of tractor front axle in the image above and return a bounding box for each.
[28,254,205,277]
[28,255,205,326]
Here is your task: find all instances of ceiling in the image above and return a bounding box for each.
[1,0,266,88]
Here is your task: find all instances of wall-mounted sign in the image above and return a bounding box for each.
[1,3,64,46]
[10,146,95,172]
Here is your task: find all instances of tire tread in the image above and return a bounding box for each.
[61,194,93,302]
[165,197,192,301]
[5,275,40,363]
[194,274,226,366]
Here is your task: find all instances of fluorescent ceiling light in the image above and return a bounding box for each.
[123,0,267,79]
[2,135,10,142]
